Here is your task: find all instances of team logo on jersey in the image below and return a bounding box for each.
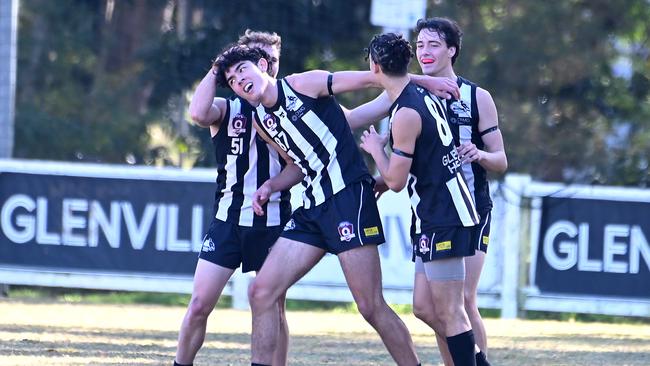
[418,234,430,254]
[286,95,301,112]
[284,219,296,231]
[201,237,215,252]
[263,113,278,131]
[228,114,247,136]
[338,221,356,242]
[449,99,471,118]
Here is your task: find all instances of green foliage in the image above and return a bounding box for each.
[13,0,650,186]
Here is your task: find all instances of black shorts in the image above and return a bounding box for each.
[281,179,385,255]
[472,210,492,253]
[412,225,475,263]
[198,219,283,273]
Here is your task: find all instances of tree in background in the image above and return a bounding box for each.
[13,0,650,186]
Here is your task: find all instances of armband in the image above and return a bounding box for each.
[479,126,498,137]
[392,148,414,159]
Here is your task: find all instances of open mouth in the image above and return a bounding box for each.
[421,58,435,64]
[243,82,253,93]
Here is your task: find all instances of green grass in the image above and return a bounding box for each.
[5,285,648,324]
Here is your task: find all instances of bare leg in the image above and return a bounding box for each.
[272,291,289,366]
[338,245,419,366]
[249,238,325,365]
[175,259,235,364]
[413,271,454,366]
[464,252,487,356]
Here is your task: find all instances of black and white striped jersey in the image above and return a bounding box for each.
[389,82,479,233]
[211,96,291,227]
[254,78,370,209]
[444,76,492,214]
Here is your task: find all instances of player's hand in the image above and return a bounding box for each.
[359,125,388,155]
[457,142,483,164]
[374,179,389,200]
[427,77,460,100]
[252,181,272,216]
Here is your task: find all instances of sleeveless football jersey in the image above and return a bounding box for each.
[255,78,370,209]
[444,76,492,214]
[389,82,479,233]
[211,96,291,227]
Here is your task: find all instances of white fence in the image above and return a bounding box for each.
[0,160,648,317]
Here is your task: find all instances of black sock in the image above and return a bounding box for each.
[475,350,490,366]
[251,363,271,366]
[446,330,476,366]
[174,361,193,366]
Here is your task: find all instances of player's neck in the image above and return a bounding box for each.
[428,66,456,81]
[260,77,278,108]
[383,75,410,102]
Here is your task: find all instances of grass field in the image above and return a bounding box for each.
[1,297,649,366]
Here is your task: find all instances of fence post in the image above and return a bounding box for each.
[231,269,251,310]
[500,174,531,319]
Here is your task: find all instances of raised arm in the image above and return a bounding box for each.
[189,67,227,129]
[359,108,421,191]
[457,87,508,173]
[286,70,381,99]
[343,91,392,130]
[409,73,460,100]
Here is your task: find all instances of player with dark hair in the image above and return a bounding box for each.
[213,43,424,366]
[411,17,507,366]
[173,31,291,366]
[359,32,480,366]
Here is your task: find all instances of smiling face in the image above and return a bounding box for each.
[415,28,456,76]
[224,58,270,104]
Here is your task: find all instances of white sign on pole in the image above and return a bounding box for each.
[370,0,427,30]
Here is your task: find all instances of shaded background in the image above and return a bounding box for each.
[12,0,650,186]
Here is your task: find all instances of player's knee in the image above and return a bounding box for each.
[248,280,274,311]
[187,296,214,320]
[356,298,381,322]
[412,301,434,323]
[463,288,477,309]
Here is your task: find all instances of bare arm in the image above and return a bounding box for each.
[409,74,460,100]
[343,91,391,130]
[359,108,421,191]
[188,68,227,129]
[252,123,305,215]
[286,70,380,99]
[457,87,508,173]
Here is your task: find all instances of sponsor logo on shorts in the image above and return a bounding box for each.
[482,235,489,245]
[363,226,380,237]
[419,234,430,254]
[201,237,215,252]
[436,240,452,251]
[338,221,356,242]
[284,219,296,231]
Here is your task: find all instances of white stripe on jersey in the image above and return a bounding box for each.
[265,147,283,226]
[458,82,476,200]
[302,110,345,194]
[408,174,422,233]
[238,123,258,226]
[445,172,480,227]
[215,153,238,222]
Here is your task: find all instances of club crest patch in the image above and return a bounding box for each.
[338,221,356,242]
[263,113,277,131]
[419,234,430,254]
[228,113,247,136]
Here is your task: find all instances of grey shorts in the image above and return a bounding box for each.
[414,256,466,281]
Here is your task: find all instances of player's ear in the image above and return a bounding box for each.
[257,57,269,73]
[448,46,457,59]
